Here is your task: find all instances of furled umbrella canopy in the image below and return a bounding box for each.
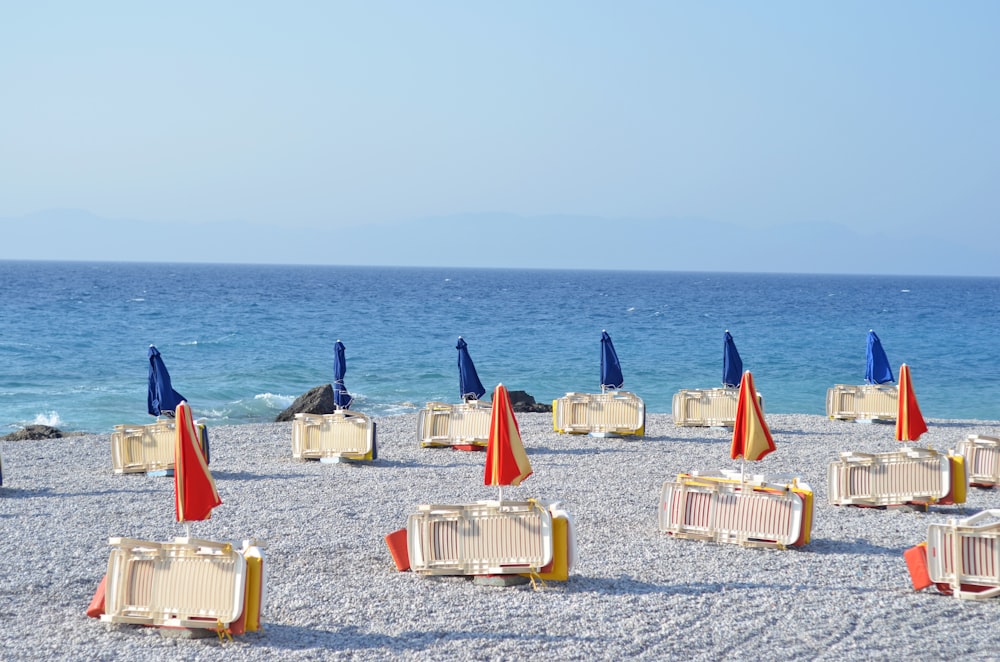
[457,337,486,401]
[730,371,776,462]
[865,330,895,385]
[600,330,624,391]
[895,364,928,442]
[723,330,743,388]
[174,401,221,523]
[485,384,533,494]
[333,340,351,409]
[147,345,185,417]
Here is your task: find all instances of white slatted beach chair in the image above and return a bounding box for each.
[100,537,265,633]
[292,410,376,462]
[906,510,1000,600]
[825,384,898,421]
[111,420,208,474]
[828,448,966,507]
[658,471,813,549]
[552,391,645,437]
[406,500,574,578]
[958,434,1000,488]
[416,400,492,449]
[671,387,763,427]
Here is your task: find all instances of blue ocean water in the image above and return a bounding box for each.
[2,261,999,434]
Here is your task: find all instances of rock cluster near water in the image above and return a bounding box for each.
[274,384,336,422]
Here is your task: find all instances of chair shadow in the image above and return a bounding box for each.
[258,623,600,652]
[802,537,904,557]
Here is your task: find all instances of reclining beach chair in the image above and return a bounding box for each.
[96,537,265,634]
[672,387,765,427]
[905,510,1000,600]
[388,500,574,581]
[958,434,1000,488]
[416,400,492,449]
[552,391,645,437]
[292,410,376,462]
[827,448,966,508]
[659,471,813,549]
[825,384,899,421]
[111,420,209,474]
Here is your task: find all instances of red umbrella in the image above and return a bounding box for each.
[895,363,928,442]
[174,401,221,524]
[485,384,532,500]
[730,371,775,463]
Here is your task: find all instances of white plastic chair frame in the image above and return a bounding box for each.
[926,510,1000,600]
[553,391,645,436]
[825,384,898,421]
[671,388,763,427]
[416,400,492,448]
[102,537,249,629]
[407,500,554,575]
[959,435,1000,488]
[828,448,959,507]
[111,420,206,474]
[292,410,375,461]
[659,470,811,549]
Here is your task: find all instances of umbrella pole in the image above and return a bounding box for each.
[498,486,503,503]
[185,522,191,539]
[741,458,746,484]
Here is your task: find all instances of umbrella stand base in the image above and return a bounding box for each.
[147,469,174,478]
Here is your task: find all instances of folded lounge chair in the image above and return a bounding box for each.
[387,500,574,581]
[659,471,812,549]
[671,387,765,427]
[552,391,645,437]
[905,510,1000,600]
[825,384,898,421]
[292,410,376,462]
[95,537,265,634]
[958,434,1000,488]
[111,420,209,474]
[828,448,966,508]
[416,400,492,449]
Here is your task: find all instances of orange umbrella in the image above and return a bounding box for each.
[174,401,222,523]
[485,384,532,500]
[730,370,776,463]
[895,363,928,442]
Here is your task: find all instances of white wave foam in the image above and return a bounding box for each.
[33,411,62,426]
[254,393,296,408]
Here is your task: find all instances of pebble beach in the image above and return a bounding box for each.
[2,412,999,661]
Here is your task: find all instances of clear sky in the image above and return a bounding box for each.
[2,2,998,274]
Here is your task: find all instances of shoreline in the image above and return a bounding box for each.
[2,413,999,659]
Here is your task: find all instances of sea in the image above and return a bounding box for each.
[2,261,999,434]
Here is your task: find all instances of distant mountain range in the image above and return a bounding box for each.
[1,208,994,276]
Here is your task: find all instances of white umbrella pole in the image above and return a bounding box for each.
[185,522,191,539]
[498,486,503,503]
[741,458,746,484]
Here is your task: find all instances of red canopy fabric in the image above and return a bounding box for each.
[730,371,776,462]
[174,401,222,522]
[485,384,533,487]
[895,364,928,442]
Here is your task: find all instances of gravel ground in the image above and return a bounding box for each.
[2,412,999,661]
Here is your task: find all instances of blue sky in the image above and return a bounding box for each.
[2,2,998,275]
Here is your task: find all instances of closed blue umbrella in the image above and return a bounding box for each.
[457,337,486,401]
[333,340,351,409]
[723,331,743,388]
[600,330,624,391]
[865,330,894,385]
[147,345,185,417]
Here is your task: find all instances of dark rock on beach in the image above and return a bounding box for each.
[3,425,65,441]
[508,390,552,413]
[275,384,336,422]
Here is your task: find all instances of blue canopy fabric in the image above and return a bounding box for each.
[333,340,351,409]
[600,330,624,390]
[147,345,185,417]
[865,330,895,385]
[457,337,486,401]
[723,331,743,388]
